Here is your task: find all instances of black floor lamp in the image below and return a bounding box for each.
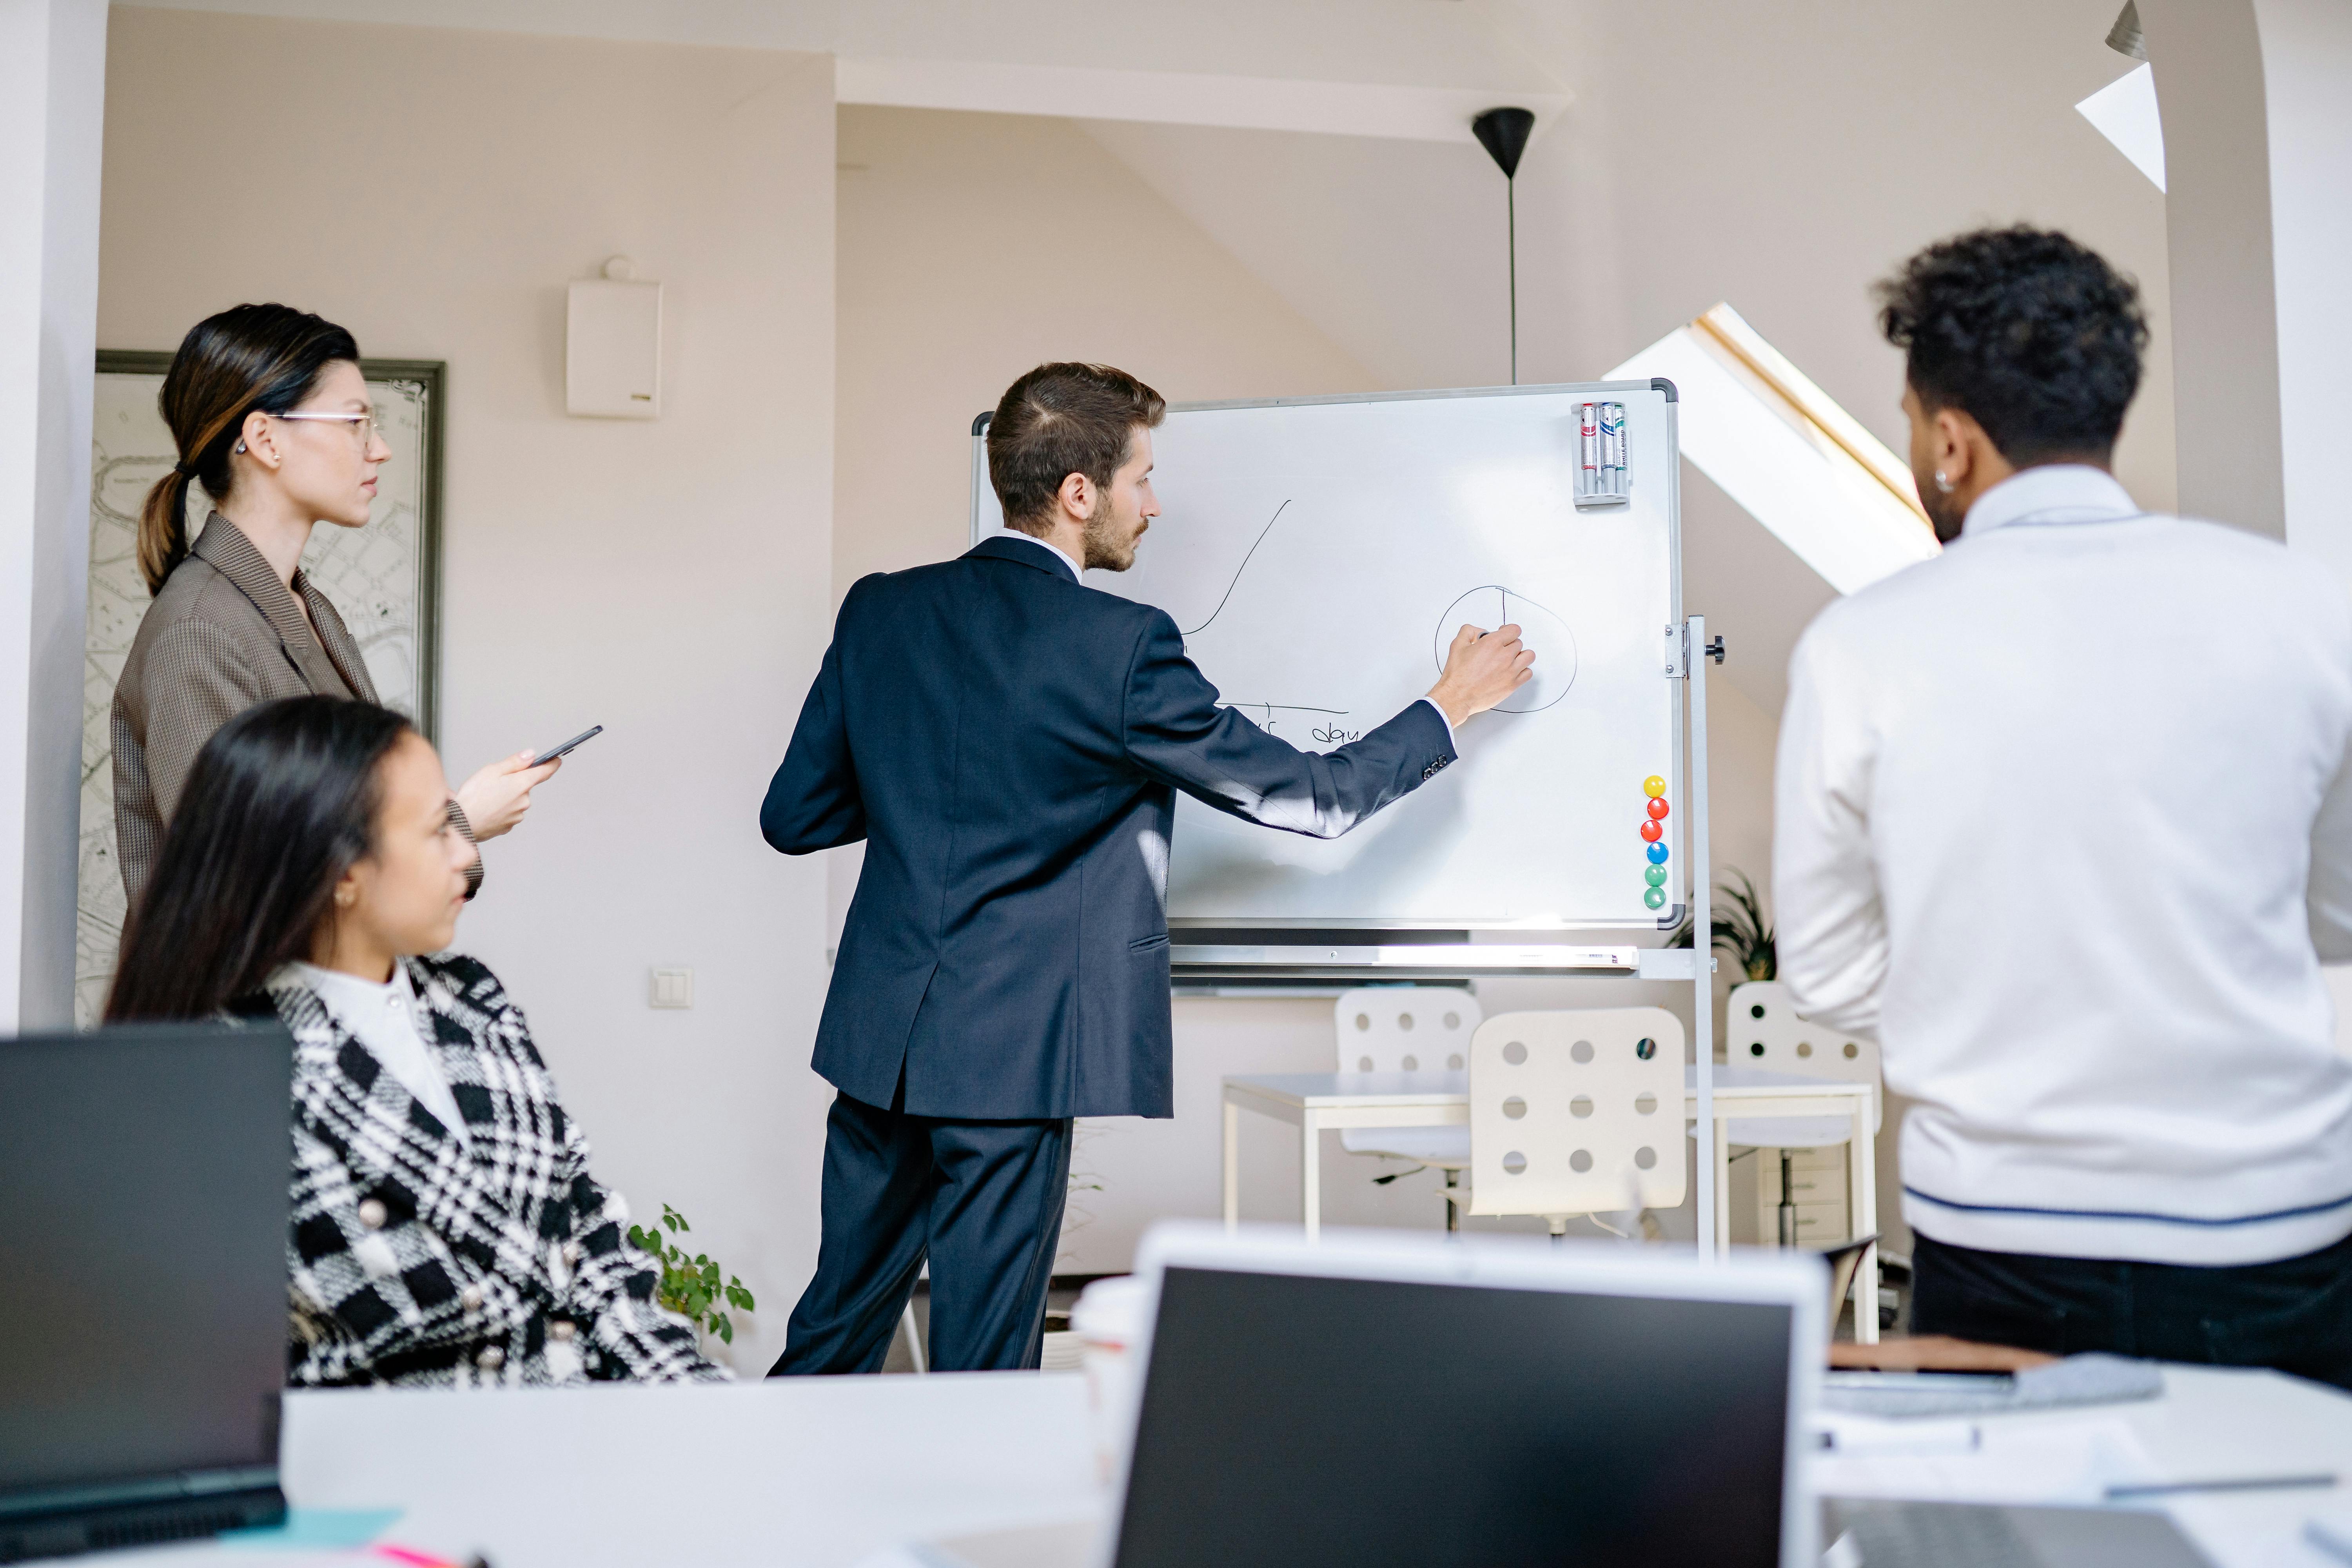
[1472,107,1536,385]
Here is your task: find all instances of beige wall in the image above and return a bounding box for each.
[100,7,837,1374]
[833,105,1377,601]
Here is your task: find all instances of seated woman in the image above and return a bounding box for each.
[108,695,721,1388]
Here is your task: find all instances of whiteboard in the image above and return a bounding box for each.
[970,382,1681,930]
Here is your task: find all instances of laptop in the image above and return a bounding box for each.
[0,1021,294,1562]
[1097,1223,1824,1568]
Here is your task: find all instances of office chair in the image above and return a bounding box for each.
[1455,1009,1686,1241]
[1330,986,1482,1231]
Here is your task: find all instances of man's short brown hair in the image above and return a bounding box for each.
[987,363,1166,532]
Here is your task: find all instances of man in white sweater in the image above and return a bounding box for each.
[1776,227,2352,1388]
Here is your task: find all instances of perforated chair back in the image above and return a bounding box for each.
[1467,1009,1686,1219]
[1332,987,1483,1075]
[1726,981,1881,1133]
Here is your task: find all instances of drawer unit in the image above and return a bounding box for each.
[1757,1145,1850,1247]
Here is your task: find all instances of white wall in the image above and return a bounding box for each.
[0,0,105,1031]
[100,8,837,1374]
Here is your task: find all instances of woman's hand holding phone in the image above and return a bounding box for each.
[455,751,562,841]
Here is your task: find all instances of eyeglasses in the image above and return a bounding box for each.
[270,410,382,449]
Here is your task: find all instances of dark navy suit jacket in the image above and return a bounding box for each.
[762,535,1457,1120]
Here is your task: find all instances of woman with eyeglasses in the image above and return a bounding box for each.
[111,303,553,909]
[107,695,720,1387]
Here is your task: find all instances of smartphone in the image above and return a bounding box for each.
[530,725,603,768]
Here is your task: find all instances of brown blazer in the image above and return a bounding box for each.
[111,514,477,907]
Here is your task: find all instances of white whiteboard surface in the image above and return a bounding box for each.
[971,383,1681,929]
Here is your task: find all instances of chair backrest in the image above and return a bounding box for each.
[1333,986,1483,1074]
[1726,981,1881,1132]
[1467,1009,1686,1219]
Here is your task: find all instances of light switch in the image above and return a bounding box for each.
[650,967,693,1009]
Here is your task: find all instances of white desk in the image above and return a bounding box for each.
[1222,1064,1882,1341]
[106,1363,2352,1568]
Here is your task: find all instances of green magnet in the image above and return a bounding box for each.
[1644,865,1667,887]
[1644,887,1667,910]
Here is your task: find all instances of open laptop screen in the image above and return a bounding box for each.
[1114,1264,1793,1568]
[0,1024,291,1538]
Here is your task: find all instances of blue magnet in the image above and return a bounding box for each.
[1646,842,1668,865]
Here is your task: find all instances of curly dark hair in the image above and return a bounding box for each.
[1876,226,2147,465]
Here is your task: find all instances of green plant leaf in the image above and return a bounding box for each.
[715,1314,734,1344]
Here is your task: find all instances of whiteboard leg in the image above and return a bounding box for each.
[1688,614,1717,1262]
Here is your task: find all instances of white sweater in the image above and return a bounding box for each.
[1775,466,2352,1265]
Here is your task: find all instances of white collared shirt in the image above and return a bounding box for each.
[991,526,1085,581]
[284,960,468,1142]
[1775,465,2352,1265]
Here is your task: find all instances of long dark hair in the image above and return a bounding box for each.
[139,304,361,596]
[107,697,414,1022]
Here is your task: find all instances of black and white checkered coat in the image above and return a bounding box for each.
[269,953,722,1388]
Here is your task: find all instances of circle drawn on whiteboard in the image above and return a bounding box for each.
[1432,586,1577,713]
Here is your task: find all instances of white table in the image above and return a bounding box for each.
[106,1362,2352,1568]
[1222,1064,1883,1342]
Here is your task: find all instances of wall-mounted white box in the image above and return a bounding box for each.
[566,278,662,418]
[649,966,693,1009]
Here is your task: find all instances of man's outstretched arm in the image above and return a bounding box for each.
[1120,611,1532,838]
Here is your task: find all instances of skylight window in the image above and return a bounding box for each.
[1607,303,1940,597]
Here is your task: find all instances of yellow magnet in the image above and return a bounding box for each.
[1643,775,1667,799]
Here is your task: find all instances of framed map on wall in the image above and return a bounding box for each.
[77,352,445,1024]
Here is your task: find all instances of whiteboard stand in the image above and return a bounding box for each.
[1684,613,1719,1262]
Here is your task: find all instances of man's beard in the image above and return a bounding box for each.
[1082,505,1139,572]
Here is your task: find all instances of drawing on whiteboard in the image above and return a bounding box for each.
[1215,700,1359,745]
[1432,586,1578,713]
[1182,499,1292,639]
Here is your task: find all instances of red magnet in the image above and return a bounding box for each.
[1640,820,1663,842]
[1647,797,1670,821]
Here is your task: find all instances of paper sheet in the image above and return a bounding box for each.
[1812,1417,2157,1506]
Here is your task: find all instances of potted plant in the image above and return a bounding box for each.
[628,1203,756,1357]
[1669,867,1776,980]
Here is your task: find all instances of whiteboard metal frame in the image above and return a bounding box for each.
[969,382,1720,1259]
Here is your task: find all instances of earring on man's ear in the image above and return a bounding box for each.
[1934,470,1955,495]
[234,440,247,454]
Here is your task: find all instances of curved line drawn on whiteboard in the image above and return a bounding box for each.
[1432,586,1578,713]
[1182,499,1292,640]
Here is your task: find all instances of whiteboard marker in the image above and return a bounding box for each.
[1603,403,1626,497]
[1579,403,1600,501]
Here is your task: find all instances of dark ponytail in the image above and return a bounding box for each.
[107,696,414,1021]
[138,304,361,596]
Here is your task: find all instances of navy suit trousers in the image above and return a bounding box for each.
[770,1091,1073,1375]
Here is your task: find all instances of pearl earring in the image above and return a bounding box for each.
[1933,470,1955,495]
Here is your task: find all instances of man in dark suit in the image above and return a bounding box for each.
[762,363,1533,1373]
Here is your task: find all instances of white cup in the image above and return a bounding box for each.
[1071,1275,1152,1486]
